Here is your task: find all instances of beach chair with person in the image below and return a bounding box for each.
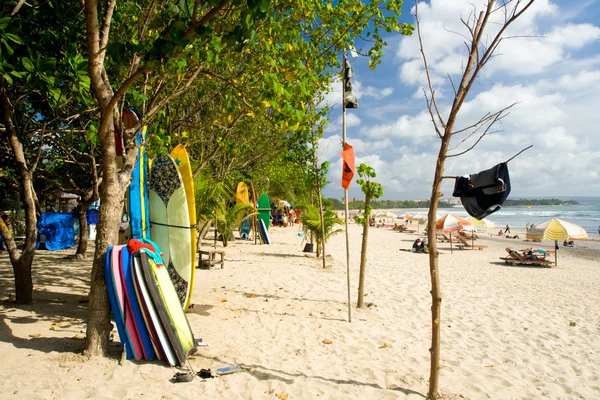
[500,247,553,267]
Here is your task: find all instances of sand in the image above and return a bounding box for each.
[1,224,599,399]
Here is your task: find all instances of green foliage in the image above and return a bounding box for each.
[194,173,234,224]
[299,203,343,246]
[340,199,456,210]
[354,163,383,226]
[216,203,256,246]
[504,199,579,206]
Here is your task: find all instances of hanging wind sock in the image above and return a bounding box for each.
[341,143,355,190]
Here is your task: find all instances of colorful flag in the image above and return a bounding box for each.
[341,143,355,189]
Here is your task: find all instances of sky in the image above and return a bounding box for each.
[318,0,600,201]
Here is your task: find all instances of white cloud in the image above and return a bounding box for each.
[322,0,600,200]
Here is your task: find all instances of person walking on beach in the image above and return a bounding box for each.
[504,224,510,234]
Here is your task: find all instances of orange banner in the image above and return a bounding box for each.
[341,143,355,189]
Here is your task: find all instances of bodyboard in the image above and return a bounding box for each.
[138,251,187,365]
[132,254,178,366]
[105,246,133,360]
[121,247,155,360]
[114,246,143,361]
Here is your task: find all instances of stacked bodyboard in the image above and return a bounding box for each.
[105,241,196,365]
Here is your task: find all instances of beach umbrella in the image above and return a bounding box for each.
[435,214,472,253]
[399,212,413,220]
[526,218,588,265]
[410,213,427,232]
[469,217,496,229]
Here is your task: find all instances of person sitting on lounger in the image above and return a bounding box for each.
[563,240,574,247]
[522,250,539,260]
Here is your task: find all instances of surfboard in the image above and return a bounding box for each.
[258,219,271,244]
[139,251,194,366]
[111,246,144,361]
[170,145,196,311]
[130,122,150,240]
[132,253,177,366]
[257,194,271,231]
[120,247,155,360]
[105,246,133,360]
[149,155,193,308]
[235,182,250,223]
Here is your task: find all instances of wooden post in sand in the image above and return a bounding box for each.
[342,50,352,323]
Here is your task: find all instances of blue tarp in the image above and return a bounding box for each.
[37,212,75,251]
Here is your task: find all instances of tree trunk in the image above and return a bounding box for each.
[84,119,126,357]
[426,135,452,400]
[13,257,34,305]
[1,85,38,305]
[76,207,89,257]
[357,196,371,308]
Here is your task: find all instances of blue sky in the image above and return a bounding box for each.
[319,0,600,201]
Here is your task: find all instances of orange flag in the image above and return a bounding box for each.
[341,143,355,189]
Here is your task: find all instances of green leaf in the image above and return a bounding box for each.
[22,57,34,71]
[0,17,11,30]
[4,33,23,45]
[258,0,270,13]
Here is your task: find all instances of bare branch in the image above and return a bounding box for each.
[415,1,446,132]
[505,144,533,163]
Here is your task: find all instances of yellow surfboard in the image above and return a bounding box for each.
[170,145,197,311]
[235,182,250,225]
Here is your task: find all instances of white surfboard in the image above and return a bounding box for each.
[149,155,193,308]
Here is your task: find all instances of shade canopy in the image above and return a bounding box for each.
[469,217,496,228]
[435,214,472,233]
[526,218,588,241]
[399,212,413,220]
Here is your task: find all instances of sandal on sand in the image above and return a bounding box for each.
[198,369,214,379]
[173,371,194,383]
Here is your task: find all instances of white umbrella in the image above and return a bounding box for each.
[410,213,427,232]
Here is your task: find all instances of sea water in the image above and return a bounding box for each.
[390,198,600,235]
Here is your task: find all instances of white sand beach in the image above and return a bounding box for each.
[1,224,599,399]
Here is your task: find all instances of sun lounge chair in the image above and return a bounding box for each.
[456,237,487,250]
[500,247,553,267]
[438,234,460,243]
[459,231,478,240]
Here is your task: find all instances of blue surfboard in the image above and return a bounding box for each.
[127,108,150,240]
[121,247,156,360]
[105,246,133,360]
[258,219,271,244]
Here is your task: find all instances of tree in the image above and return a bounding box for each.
[298,204,343,257]
[354,163,383,308]
[0,1,91,304]
[414,1,537,398]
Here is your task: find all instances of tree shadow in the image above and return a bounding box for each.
[192,355,427,398]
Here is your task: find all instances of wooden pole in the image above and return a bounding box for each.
[342,51,352,323]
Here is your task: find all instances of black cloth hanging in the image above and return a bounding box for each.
[452,163,511,219]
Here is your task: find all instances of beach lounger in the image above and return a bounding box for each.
[438,234,460,243]
[456,237,487,250]
[500,247,553,267]
[459,231,478,240]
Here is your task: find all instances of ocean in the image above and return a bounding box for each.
[388,198,600,235]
